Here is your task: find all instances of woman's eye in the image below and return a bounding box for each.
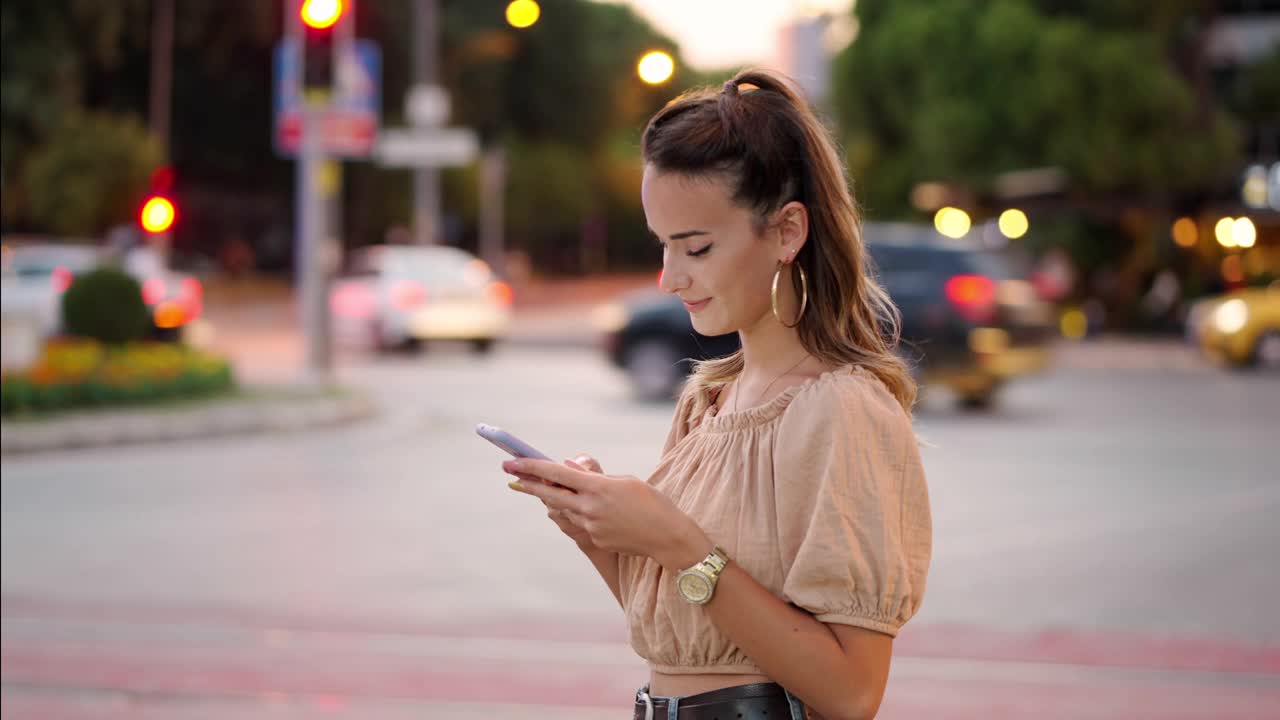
[687,245,712,258]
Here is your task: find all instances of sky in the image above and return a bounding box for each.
[618,0,856,71]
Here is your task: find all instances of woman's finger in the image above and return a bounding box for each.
[572,455,603,473]
[508,477,583,511]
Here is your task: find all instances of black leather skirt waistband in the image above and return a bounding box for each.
[633,682,802,720]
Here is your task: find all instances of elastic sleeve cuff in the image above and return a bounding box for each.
[813,612,901,638]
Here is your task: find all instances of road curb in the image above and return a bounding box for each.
[0,388,378,456]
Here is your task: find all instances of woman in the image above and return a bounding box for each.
[503,69,931,720]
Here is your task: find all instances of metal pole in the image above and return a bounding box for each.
[149,0,174,157]
[479,144,506,274]
[412,0,441,246]
[297,101,331,382]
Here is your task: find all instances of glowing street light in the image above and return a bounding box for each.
[998,209,1028,239]
[1215,217,1237,248]
[300,0,343,29]
[506,0,540,29]
[934,206,971,239]
[638,51,675,85]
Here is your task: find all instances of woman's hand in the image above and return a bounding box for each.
[503,458,712,571]
[506,454,601,550]
[548,455,601,550]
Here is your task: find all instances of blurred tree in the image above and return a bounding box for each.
[832,0,1240,217]
[426,0,686,271]
[0,0,148,228]
[1,0,684,273]
[21,111,161,236]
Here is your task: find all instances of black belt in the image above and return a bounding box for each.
[633,682,803,720]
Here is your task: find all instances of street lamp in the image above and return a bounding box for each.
[638,50,674,85]
[506,0,540,29]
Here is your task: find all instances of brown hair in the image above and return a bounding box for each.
[641,68,916,416]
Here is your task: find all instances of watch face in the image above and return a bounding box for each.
[678,572,711,603]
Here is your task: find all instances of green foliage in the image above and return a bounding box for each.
[832,0,1241,216]
[442,0,683,148]
[60,267,152,344]
[0,0,149,225]
[1229,44,1280,124]
[20,111,161,236]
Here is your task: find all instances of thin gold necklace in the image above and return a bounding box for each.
[733,353,811,414]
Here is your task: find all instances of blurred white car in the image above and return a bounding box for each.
[0,243,105,336]
[330,245,513,353]
[0,241,204,339]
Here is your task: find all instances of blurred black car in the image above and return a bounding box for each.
[600,222,1055,408]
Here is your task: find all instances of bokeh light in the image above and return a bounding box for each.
[1232,217,1256,248]
[140,196,176,233]
[1060,308,1088,340]
[1171,217,1198,248]
[505,0,540,29]
[1220,255,1245,284]
[934,207,971,239]
[1214,217,1236,248]
[300,0,343,29]
[638,51,675,84]
[998,209,1028,239]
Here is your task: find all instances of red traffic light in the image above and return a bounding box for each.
[300,0,344,30]
[140,196,176,234]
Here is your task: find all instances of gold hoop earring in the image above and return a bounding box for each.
[771,261,808,328]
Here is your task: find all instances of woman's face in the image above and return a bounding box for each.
[641,166,803,337]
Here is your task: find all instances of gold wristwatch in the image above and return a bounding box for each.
[675,546,729,605]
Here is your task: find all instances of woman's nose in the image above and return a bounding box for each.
[658,263,687,295]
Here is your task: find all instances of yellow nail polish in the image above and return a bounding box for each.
[507,481,524,493]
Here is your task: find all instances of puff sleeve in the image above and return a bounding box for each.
[771,372,932,637]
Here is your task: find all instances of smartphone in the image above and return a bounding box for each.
[475,423,552,461]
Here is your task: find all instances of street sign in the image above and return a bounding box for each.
[274,38,381,158]
[375,128,479,168]
[406,85,450,127]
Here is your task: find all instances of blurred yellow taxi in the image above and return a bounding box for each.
[1193,284,1280,370]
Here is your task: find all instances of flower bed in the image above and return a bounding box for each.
[1,339,235,416]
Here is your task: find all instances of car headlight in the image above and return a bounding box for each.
[1213,298,1248,335]
[591,302,629,333]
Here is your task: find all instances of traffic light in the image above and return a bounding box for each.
[300,0,348,92]
[140,195,176,234]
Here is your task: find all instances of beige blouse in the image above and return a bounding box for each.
[617,365,932,675]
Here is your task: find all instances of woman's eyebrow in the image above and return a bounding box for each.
[647,228,711,241]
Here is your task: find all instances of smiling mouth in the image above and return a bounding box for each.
[682,298,712,312]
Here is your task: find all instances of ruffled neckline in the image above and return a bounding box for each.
[699,364,861,432]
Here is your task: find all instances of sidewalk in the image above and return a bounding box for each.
[0,387,375,456]
[2,597,1276,719]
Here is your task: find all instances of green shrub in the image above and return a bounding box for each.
[61,267,152,344]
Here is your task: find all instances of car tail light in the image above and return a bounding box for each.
[154,300,186,329]
[488,281,514,306]
[142,277,167,305]
[945,274,997,324]
[391,280,428,311]
[51,266,73,293]
[331,284,376,317]
[180,277,203,301]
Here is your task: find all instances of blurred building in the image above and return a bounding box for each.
[775,14,834,105]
